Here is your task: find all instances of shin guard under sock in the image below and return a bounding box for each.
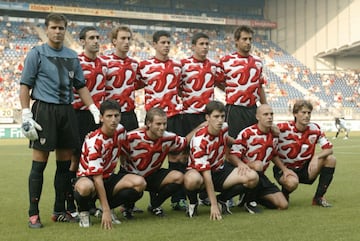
[53,160,71,213]
[315,167,335,198]
[28,161,47,216]
[151,183,182,208]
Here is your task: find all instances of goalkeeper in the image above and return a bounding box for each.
[19,13,100,229]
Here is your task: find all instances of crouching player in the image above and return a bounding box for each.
[229,104,290,213]
[274,100,336,207]
[74,100,146,228]
[184,101,259,220]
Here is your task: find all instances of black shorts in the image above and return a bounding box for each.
[167,114,184,136]
[120,110,139,132]
[74,109,100,156]
[76,171,128,202]
[225,104,257,138]
[30,101,80,152]
[212,162,235,192]
[273,162,315,185]
[144,168,172,192]
[256,173,281,197]
[181,113,206,136]
[167,114,184,155]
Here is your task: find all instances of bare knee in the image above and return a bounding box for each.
[184,170,203,190]
[169,170,184,184]
[244,170,259,189]
[248,161,263,172]
[280,175,299,192]
[75,178,94,196]
[325,155,336,167]
[133,176,147,192]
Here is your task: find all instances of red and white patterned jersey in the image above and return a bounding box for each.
[180,56,220,114]
[103,54,140,112]
[230,124,278,172]
[137,57,182,117]
[219,53,265,107]
[77,124,127,179]
[188,122,229,172]
[72,53,107,110]
[122,128,187,177]
[277,121,333,169]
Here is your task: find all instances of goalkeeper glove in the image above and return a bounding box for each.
[21,108,42,141]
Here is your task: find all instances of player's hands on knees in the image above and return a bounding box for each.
[21,108,42,141]
[101,210,112,230]
[237,162,251,176]
[209,204,222,221]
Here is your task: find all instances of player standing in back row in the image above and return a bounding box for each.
[137,30,185,210]
[176,32,221,208]
[218,25,267,210]
[69,26,107,218]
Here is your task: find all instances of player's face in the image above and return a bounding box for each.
[206,110,225,135]
[46,21,66,48]
[82,30,100,55]
[147,115,167,139]
[235,31,252,56]
[154,36,171,58]
[193,37,209,60]
[100,109,121,135]
[257,105,274,131]
[113,30,131,55]
[294,107,312,127]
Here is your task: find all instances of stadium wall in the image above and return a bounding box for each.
[265,0,359,71]
[2,121,360,139]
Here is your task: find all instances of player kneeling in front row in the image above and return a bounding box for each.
[74,100,146,228]
[274,100,336,207]
[184,101,259,220]
[229,104,289,213]
[121,107,202,217]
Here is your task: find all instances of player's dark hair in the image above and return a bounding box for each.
[79,26,97,40]
[205,100,225,115]
[145,107,166,125]
[45,13,68,28]
[111,25,132,43]
[153,30,171,43]
[234,25,254,41]
[191,32,209,45]
[292,100,313,114]
[100,99,121,115]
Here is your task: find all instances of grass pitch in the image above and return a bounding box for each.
[0,133,359,241]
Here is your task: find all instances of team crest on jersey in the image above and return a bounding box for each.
[40,138,46,145]
[309,135,317,144]
[68,71,74,79]
[255,62,262,70]
[211,66,216,75]
[174,67,181,76]
[131,63,138,72]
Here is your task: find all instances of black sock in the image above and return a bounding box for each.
[53,160,71,213]
[315,167,335,198]
[109,188,143,209]
[151,183,182,208]
[186,189,201,205]
[74,191,91,212]
[66,170,77,212]
[28,161,47,217]
[218,184,245,202]
[199,190,208,200]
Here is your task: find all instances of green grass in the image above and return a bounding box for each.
[1,132,359,241]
